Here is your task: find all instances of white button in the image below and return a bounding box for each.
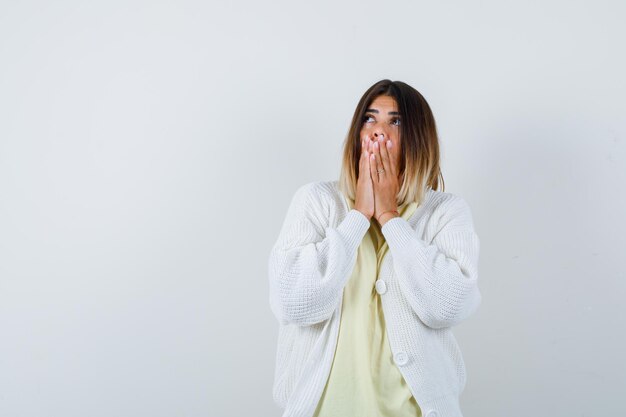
[425,411,438,417]
[375,279,387,294]
[393,351,408,366]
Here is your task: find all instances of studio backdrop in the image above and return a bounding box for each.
[0,1,624,416]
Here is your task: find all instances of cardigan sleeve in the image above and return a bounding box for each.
[268,182,371,326]
[381,195,481,329]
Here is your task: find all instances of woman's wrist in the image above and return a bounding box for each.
[377,210,399,227]
[355,208,373,222]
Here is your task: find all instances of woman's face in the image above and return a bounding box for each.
[359,95,402,172]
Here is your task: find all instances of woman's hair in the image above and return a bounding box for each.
[338,79,444,207]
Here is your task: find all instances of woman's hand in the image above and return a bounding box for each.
[354,136,375,221]
[369,134,400,227]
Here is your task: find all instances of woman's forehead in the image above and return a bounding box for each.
[369,95,398,110]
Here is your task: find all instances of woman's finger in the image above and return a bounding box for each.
[381,136,396,178]
[373,138,381,175]
[376,135,391,179]
[369,141,378,184]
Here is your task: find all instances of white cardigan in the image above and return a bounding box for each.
[268,180,481,417]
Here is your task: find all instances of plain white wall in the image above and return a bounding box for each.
[1,1,624,416]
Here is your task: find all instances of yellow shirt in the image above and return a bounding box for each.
[313,197,422,417]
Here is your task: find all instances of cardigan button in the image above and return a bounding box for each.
[425,411,438,417]
[393,351,408,366]
[375,279,387,294]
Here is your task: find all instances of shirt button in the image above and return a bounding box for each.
[425,411,438,417]
[375,279,387,294]
[393,351,408,366]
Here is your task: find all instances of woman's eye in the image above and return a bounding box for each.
[363,115,400,125]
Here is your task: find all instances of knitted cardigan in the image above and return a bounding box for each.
[268,180,481,417]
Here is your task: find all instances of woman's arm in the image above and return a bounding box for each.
[381,195,481,329]
[268,182,371,326]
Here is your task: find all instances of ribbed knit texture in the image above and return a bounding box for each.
[268,180,481,417]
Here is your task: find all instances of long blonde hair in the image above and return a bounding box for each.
[338,79,444,207]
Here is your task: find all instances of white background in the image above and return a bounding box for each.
[1,1,625,416]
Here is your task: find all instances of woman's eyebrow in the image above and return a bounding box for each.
[365,108,400,115]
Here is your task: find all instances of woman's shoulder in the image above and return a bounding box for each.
[424,188,476,232]
[292,179,342,203]
[427,187,471,211]
[290,180,332,203]
[288,180,348,220]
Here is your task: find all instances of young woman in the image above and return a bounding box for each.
[268,79,481,417]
